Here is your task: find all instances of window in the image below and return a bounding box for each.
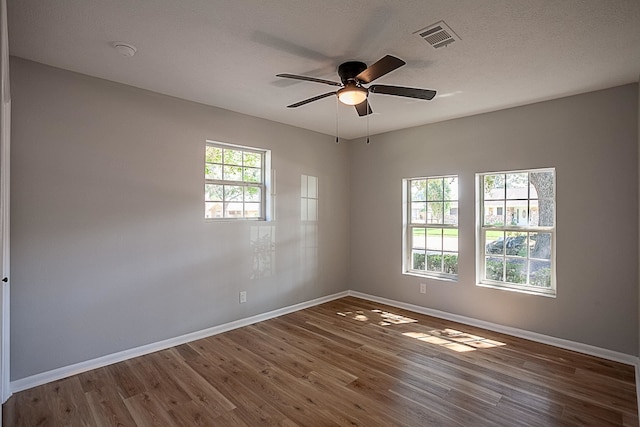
[404,176,459,279]
[478,169,555,296]
[205,141,268,220]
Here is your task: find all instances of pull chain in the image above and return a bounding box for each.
[335,96,339,144]
[366,101,370,144]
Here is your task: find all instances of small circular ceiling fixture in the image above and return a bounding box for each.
[112,42,137,57]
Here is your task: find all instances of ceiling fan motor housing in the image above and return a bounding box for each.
[338,61,367,84]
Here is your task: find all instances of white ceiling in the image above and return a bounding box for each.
[7,0,640,139]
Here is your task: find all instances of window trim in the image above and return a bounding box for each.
[403,175,459,281]
[205,140,271,221]
[476,168,556,297]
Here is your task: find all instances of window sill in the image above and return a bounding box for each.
[476,282,556,298]
[403,271,458,283]
[205,217,268,222]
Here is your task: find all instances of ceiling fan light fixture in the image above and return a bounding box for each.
[337,86,367,106]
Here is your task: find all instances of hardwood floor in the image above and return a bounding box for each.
[4,296,638,426]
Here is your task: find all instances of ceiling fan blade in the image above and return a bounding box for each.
[369,84,437,100]
[355,55,406,84]
[354,99,373,116]
[286,91,336,108]
[276,73,342,87]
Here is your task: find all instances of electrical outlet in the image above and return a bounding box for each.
[420,283,427,294]
[239,291,247,304]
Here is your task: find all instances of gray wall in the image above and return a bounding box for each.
[10,58,350,380]
[349,84,639,355]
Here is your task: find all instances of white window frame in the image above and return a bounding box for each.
[477,168,556,297]
[403,175,459,281]
[205,140,270,221]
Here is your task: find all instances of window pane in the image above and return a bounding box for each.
[506,173,528,199]
[529,260,551,287]
[443,253,458,274]
[530,232,552,260]
[412,228,426,249]
[245,186,261,202]
[224,149,243,165]
[426,251,442,272]
[483,174,505,200]
[244,203,261,218]
[530,170,554,199]
[226,202,244,218]
[505,259,526,284]
[528,199,554,227]
[412,250,426,270]
[224,185,243,201]
[411,202,426,224]
[411,180,426,202]
[485,257,504,281]
[443,228,458,252]
[205,184,223,202]
[224,165,243,181]
[427,202,444,224]
[529,199,539,226]
[445,176,458,200]
[484,201,505,226]
[205,164,222,180]
[427,178,444,201]
[505,232,527,257]
[445,201,458,225]
[205,202,223,218]
[426,228,443,251]
[537,199,554,227]
[485,231,505,255]
[244,167,261,183]
[206,146,222,163]
[506,200,528,226]
[244,152,261,168]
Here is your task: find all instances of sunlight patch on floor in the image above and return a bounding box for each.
[337,309,418,326]
[403,328,506,352]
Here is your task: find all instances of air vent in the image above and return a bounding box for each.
[415,20,460,49]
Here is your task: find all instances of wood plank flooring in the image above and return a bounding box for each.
[3,296,638,426]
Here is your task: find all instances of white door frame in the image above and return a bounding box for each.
[0,0,11,406]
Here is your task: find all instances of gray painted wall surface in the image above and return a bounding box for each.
[349,84,639,355]
[10,58,350,380]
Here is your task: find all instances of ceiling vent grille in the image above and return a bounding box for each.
[415,21,460,49]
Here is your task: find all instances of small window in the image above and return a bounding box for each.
[478,168,556,296]
[205,141,268,220]
[404,176,459,280]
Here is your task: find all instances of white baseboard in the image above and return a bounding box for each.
[348,290,639,366]
[10,291,348,394]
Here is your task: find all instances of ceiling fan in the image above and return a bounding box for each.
[276,55,437,116]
